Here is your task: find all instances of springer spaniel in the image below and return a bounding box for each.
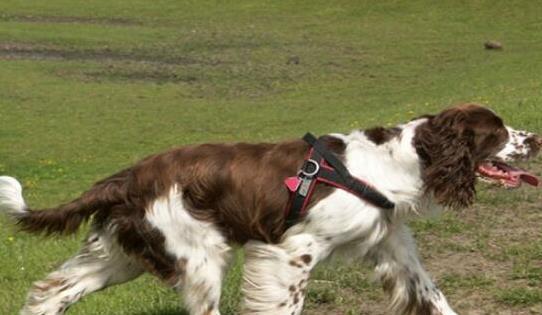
[0,104,540,315]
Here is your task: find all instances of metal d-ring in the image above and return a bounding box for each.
[301,159,320,177]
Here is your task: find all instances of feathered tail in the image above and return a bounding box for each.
[0,172,127,235]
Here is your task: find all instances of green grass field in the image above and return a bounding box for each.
[0,1,541,314]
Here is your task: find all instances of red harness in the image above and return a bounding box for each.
[284,133,395,227]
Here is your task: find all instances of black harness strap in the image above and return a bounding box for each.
[284,133,395,227]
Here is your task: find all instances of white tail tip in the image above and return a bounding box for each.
[0,176,26,217]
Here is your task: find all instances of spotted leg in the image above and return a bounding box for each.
[21,229,144,315]
[175,249,231,315]
[241,233,327,315]
[372,224,457,315]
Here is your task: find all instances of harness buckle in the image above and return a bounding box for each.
[300,159,320,177]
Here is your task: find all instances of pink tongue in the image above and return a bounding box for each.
[518,173,540,187]
[498,163,540,187]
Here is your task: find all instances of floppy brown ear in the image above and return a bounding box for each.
[414,110,476,208]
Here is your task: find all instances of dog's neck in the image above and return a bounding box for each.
[337,119,429,216]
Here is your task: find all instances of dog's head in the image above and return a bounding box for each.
[414,104,540,208]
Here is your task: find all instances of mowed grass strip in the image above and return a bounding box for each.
[0,1,541,314]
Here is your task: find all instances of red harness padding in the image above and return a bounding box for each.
[283,133,395,228]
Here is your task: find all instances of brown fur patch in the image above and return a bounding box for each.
[524,136,542,158]
[203,302,216,315]
[289,260,303,268]
[293,292,300,304]
[300,254,312,265]
[33,278,68,292]
[365,126,402,145]
[381,270,436,315]
[177,257,188,275]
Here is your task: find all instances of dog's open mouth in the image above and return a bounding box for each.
[477,160,539,188]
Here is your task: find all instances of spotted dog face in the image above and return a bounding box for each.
[496,127,542,161]
[478,127,541,188]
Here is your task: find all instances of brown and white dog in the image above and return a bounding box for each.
[0,104,540,315]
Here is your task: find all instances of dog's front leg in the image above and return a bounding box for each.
[372,223,457,315]
[241,233,327,315]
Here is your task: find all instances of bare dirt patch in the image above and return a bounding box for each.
[83,69,199,84]
[0,14,141,26]
[0,43,206,66]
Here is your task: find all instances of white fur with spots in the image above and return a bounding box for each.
[21,230,143,315]
[497,126,540,161]
[145,185,231,315]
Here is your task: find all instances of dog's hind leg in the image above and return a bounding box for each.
[21,229,144,315]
